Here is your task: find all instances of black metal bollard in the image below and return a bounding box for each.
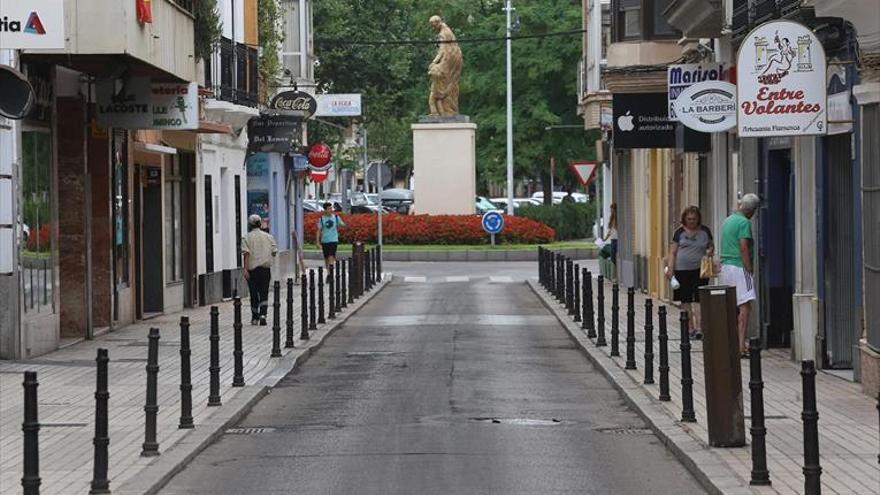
[90,349,110,494]
[142,328,161,456]
[208,308,222,407]
[328,264,336,320]
[748,337,771,486]
[581,268,589,331]
[596,275,607,346]
[233,298,245,386]
[611,284,620,357]
[308,269,317,330]
[335,260,341,314]
[364,249,371,293]
[317,267,326,324]
[271,281,282,357]
[801,360,822,495]
[341,260,349,309]
[573,266,581,322]
[679,311,697,423]
[538,247,544,287]
[643,299,655,384]
[625,288,637,370]
[376,245,382,281]
[585,271,596,337]
[548,251,554,292]
[347,258,354,304]
[658,306,670,401]
[285,278,295,348]
[300,273,310,340]
[178,316,194,428]
[22,371,40,495]
[557,256,565,301]
[566,259,574,315]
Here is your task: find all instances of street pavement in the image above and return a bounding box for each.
[162,269,705,494]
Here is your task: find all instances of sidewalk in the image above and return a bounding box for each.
[0,274,387,495]
[529,276,879,495]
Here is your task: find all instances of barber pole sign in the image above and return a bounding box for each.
[736,20,827,137]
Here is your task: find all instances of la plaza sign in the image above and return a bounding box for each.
[736,20,827,137]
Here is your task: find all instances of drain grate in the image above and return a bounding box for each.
[470,417,562,426]
[225,427,276,435]
[594,427,653,435]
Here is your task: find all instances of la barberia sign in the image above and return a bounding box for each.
[736,20,827,137]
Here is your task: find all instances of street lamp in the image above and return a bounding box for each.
[504,0,515,216]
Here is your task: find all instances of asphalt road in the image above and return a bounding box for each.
[162,270,705,495]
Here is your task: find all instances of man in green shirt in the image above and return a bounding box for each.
[718,193,760,357]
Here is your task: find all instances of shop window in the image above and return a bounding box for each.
[19,129,56,314]
[112,130,130,288]
[612,0,680,42]
[165,159,183,283]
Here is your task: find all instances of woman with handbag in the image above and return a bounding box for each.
[665,206,715,339]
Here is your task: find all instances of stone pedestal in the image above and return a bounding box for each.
[411,119,477,215]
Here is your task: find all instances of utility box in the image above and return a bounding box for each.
[699,285,746,447]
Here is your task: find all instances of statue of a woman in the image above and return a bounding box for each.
[428,16,463,116]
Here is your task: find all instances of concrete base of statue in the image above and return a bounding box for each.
[411,117,477,215]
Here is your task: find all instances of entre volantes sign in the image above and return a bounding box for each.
[736,20,827,137]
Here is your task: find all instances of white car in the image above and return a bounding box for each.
[531,191,588,204]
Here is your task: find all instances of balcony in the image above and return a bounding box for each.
[732,0,805,44]
[204,38,260,109]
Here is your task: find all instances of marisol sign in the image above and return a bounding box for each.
[667,63,732,120]
[736,20,827,137]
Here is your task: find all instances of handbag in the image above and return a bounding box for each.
[700,255,717,279]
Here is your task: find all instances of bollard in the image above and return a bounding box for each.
[625,288,637,370]
[328,264,336,320]
[208,307,222,407]
[141,328,161,456]
[748,337,771,486]
[308,269,317,330]
[285,278,295,348]
[233,298,246,386]
[643,299,654,384]
[376,245,382,281]
[581,268,590,332]
[342,260,349,308]
[658,306,670,401]
[90,349,110,494]
[178,317,194,428]
[801,360,822,495]
[352,242,365,298]
[347,258,354,304]
[271,281,282,357]
[548,251,555,293]
[22,371,40,495]
[679,311,697,423]
[300,273,310,340]
[573,266,581,322]
[317,267,326,324]
[364,249,371,293]
[596,275,607,346]
[585,271,596,338]
[539,247,544,287]
[611,284,620,357]
[335,260,341,314]
[557,256,565,301]
[566,259,574,315]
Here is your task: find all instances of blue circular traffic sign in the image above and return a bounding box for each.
[481,211,504,235]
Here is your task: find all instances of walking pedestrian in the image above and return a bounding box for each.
[665,206,714,339]
[718,194,760,357]
[602,203,618,266]
[241,214,277,325]
[317,202,346,282]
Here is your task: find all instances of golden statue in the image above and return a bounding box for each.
[428,16,462,116]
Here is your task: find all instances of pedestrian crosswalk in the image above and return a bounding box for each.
[396,275,526,284]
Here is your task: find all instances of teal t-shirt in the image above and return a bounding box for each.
[318,214,345,244]
[720,211,752,267]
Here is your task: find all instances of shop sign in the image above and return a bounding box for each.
[667,63,732,120]
[269,91,317,119]
[736,20,827,137]
[96,79,198,130]
[315,94,362,117]
[307,142,332,168]
[151,82,198,130]
[673,81,737,133]
[247,115,302,154]
[612,93,675,149]
[0,0,65,49]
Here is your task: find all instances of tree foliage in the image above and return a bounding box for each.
[193,0,222,61]
[258,0,285,83]
[312,0,592,193]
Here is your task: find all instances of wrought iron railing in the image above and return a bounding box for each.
[206,38,259,107]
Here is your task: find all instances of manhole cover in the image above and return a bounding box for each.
[470,417,562,426]
[594,427,653,435]
[225,427,276,435]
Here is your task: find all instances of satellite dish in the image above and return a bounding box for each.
[0,65,35,120]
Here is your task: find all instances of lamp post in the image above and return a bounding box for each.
[504,0,515,216]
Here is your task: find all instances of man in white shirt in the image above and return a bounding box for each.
[241,214,277,325]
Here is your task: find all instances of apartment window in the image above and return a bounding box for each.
[613,0,679,42]
[601,3,612,61]
[165,159,183,283]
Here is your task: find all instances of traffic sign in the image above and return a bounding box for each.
[481,211,504,235]
[570,161,599,187]
[310,169,329,183]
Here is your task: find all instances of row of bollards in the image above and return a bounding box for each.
[19,249,391,494]
[537,249,862,494]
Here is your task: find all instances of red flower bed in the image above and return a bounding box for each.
[304,213,555,245]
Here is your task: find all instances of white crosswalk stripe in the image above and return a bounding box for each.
[489,276,514,283]
[404,276,427,283]
[445,276,470,283]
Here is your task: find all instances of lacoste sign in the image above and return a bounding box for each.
[0,0,65,49]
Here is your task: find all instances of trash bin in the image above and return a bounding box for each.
[699,285,746,447]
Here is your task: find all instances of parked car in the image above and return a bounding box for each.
[490,197,537,210]
[475,196,499,214]
[531,191,588,204]
[381,188,414,214]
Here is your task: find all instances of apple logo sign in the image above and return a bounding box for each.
[617,111,635,131]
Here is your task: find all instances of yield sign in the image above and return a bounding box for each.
[570,161,599,187]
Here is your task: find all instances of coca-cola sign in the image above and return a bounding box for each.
[307,142,332,169]
[269,91,317,118]
[736,20,827,137]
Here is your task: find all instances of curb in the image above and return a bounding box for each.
[115,276,392,495]
[303,247,597,262]
[526,279,758,495]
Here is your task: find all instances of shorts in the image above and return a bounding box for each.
[718,264,756,306]
[673,269,708,303]
[321,242,338,258]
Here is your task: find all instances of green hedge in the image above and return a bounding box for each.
[517,202,596,241]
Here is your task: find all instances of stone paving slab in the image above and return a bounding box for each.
[529,277,880,495]
[0,273,389,495]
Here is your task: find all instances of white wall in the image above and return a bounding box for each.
[220,0,246,43]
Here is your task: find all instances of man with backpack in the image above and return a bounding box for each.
[317,202,346,282]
